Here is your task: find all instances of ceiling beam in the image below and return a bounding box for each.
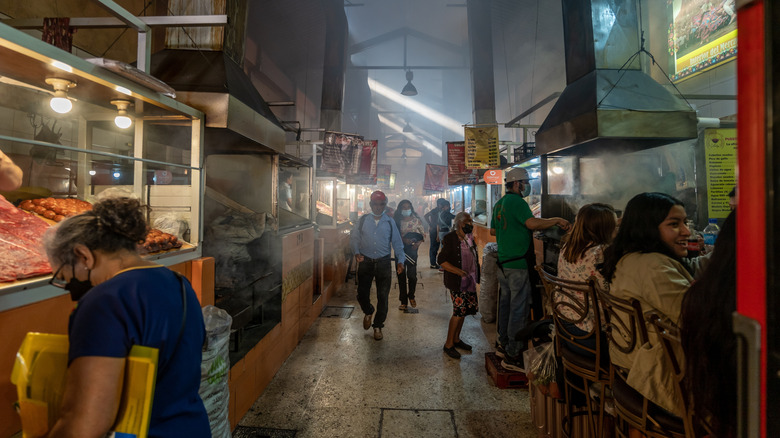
[349,65,468,70]
[349,26,464,55]
[2,15,228,29]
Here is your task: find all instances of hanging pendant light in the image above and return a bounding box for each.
[45,78,76,114]
[401,70,417,96]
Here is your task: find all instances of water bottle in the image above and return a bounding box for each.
[702,218,720,254]
[686,220,700,258]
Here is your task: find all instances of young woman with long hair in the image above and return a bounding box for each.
[600,192,694,416]
[556,203,616,352]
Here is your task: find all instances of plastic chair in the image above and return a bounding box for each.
[596,285,684,438]
[536,265,609,438]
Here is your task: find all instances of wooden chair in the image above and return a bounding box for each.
[595,284,685,438]
[536,265,609,438]
[649,314,712,438]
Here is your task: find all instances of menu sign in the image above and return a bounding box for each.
[464,125,499,169]
[423,164,447,192]
[447,142,480,185]
[704,128,737,219]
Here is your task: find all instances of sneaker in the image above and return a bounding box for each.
[430,265,438,269]
[443,345,461,359]
[454,340,472,351]
[409,299,417,308]
[363,313,372,330]
[500,355,525,373]
[373,327,383,340]
[495,343,507,359]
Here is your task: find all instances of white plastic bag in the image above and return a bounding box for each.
[198,305,232,438]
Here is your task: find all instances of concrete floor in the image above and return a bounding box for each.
[237,242,538,437]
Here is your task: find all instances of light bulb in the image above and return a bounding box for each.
[89,170,96,176]
[115,114,132,129]
[113,171,121,179]
[50,96,72,114]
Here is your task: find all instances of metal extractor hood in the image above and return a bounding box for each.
[535,0,698,156]
[150,49,286,153]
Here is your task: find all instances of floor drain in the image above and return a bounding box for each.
[320,305,354,318]
[404,308,419,314]
[232,425,296,437]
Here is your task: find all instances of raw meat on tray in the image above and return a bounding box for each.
[0,195,52,282]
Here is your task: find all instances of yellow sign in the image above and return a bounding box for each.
[704,128,737,219]
[464,126,499,169]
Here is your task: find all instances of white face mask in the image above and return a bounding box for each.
[401,209,412,217]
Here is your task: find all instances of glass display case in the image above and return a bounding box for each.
[0,24,204,308]
[315,177,349,227]
[278,155,312,228]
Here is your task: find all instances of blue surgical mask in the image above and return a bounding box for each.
[401,209,412,217]
[522,183,532,197]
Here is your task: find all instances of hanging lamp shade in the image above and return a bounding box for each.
[401,70,418,96]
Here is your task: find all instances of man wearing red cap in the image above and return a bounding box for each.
[350,190,405,340]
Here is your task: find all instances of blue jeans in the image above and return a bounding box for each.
[356,259,392,328]
[428,231,440,266]
[497,267,532,358]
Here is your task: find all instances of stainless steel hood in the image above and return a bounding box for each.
[150,49,286,154]
[536,0,697,156]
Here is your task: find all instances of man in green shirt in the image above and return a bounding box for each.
[490,167,570,371]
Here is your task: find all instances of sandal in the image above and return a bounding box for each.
[409,299,417,308]
[398,304,407,310]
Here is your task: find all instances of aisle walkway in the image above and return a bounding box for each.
[236,241,536,437]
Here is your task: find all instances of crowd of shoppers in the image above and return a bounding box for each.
[351,179,737,436]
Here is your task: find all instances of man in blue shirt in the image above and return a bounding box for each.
[351,190,405,340]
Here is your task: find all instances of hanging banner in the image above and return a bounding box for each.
[321,132,363,175]
[447,142,480,185]
[464,125,500,169]
[346,139,378,185]
[704,128,737,219]
[389,172,397,190]
[423,164,448,192]
[376,164,392,189]
[483,169,503,185]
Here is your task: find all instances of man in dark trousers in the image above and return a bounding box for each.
[350,190,405,340]
[491,168,570,371]
[424,198,447,269]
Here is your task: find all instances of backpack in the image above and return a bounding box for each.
[353,214,393,241]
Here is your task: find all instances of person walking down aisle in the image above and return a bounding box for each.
[425,198,447,269]
[491,167,570,371]
[394,199,425,310]
[44,197,209,437]
[438,212,480,359]
[351,190,405,340]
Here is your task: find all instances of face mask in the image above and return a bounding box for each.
[66,269,93,301]
[401,209,412,217]
[462,224,474,234]
[521,183,532,197]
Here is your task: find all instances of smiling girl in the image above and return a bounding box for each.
[600,192,694,416]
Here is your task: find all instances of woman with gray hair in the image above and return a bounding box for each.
[44,197,209,437]
[437,212,480,359]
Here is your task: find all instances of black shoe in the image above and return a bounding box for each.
[500,355,525,373]
[430,264,440,269]
[443,345,461,359]
[495,343,507,359]
[453,340,472,351]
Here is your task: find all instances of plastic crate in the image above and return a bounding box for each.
[485,352,528,389]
